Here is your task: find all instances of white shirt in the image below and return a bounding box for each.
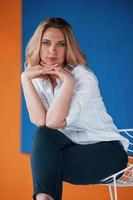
[32,64,129,151]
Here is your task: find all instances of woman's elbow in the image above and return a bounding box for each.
[45,120,57,129]
[45,117,62,129]
[46,119,66,129]
[30,116,46,127]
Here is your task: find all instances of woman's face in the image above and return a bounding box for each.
[40,27,66,66]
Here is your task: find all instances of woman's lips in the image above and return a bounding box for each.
[47,57,57,60]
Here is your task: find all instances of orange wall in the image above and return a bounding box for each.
[0,0,132,199]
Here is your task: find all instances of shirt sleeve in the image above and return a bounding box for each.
[66,72,100,126]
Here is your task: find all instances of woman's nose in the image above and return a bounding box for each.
[49,45,56,54]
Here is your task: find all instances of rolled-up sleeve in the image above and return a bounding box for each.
[66,73,100,126]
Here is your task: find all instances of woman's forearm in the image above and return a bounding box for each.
[21,73,47,126]
[46,77,75,128]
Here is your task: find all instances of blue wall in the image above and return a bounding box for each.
[21,0,133,153]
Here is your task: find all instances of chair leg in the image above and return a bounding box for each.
[113,178,118,200]
[108,185,114,200]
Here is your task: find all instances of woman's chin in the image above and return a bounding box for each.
[46,61,57,66]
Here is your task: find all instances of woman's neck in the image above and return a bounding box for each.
[48,74,57,88]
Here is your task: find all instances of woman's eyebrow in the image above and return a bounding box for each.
[42,38,65,43]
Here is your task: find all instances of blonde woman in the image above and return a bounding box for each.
[21,17,129,200]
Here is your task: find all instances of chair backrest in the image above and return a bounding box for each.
[117,129,133,184]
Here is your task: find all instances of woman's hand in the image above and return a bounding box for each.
[40,62,75,82]
[21,65,50,80]
[21,63,75,83]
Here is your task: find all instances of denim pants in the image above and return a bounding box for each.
[30,126,128,200]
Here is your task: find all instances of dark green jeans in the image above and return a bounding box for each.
[30,126,128,200]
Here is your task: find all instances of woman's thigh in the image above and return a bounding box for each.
[62,141,128,184]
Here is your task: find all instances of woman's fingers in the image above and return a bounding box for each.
[41,67,60,74]
[25,63,60,79]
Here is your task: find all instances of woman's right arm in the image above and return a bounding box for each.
[21,66,47,126]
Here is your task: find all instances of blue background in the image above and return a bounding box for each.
[21,0,133,153]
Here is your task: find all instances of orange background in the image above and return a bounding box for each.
[0,0,132,199]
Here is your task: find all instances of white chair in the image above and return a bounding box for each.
[100,129,133,200]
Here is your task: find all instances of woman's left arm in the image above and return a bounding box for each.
[45,65,76,129]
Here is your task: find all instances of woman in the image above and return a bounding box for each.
[21,17,129,200]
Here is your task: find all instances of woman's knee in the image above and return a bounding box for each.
[35,126,55,136]
[32,126,56,146]
[31,126,59,160]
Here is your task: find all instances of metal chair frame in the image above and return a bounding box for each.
[100,129,133,200]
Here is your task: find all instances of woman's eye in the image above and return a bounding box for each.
[42,41,49,45]
[58,43,65,47]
